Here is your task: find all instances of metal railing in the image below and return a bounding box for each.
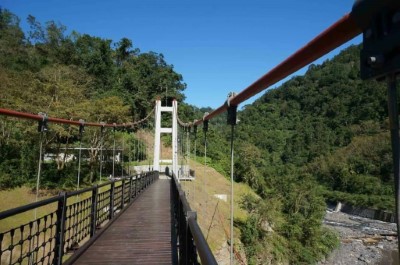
[171,173,217,265]
[0,171,158,265]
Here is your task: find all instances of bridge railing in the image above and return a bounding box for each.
[0,171,158,265]
[171,172,217,265]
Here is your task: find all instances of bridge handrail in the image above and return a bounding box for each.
[171,172,218,265]
[0,174,147,220]
[187,216,218,265]
[0,171,159,265]
[0,195,63,220]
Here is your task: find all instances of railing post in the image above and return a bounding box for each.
[90,186,98,237]
[54,192,67,265]
[129,176,133,202]
[140,173,143,191]
[187,211,198,264]
[137,174,140,193]
[135,174,138,197]
[121,178,125,209]
[109,181,115,220]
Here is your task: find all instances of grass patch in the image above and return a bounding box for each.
[180,159,257,257]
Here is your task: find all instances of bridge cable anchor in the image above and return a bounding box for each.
[99,122,106,183]
[78,119,85,138]
[226,92,238,126]
[37,112,48,132]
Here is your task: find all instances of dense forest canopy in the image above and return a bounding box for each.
[236,45,392,209]
[0,8,189,188]
[0,7,396,265]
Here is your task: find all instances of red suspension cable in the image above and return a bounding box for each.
[0,107,154,128]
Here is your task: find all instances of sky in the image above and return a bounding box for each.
[2,0,362,109]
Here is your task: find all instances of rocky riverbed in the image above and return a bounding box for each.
[318,211,398,265]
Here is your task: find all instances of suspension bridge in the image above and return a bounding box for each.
[1,1,400,264]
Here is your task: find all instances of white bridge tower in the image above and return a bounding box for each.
[153,99,178,175]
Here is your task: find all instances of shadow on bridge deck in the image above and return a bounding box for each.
[67,177,173,265]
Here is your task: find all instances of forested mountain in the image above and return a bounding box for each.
[195,45,393,263]
[0,8,190,188]
[237,45,392,209]
[0,9,186,117]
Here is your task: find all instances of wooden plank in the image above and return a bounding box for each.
[72,179,172,265]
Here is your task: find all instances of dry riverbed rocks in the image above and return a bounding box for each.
[318,211,398,265]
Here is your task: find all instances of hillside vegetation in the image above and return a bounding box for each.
[237,45,392,210]
[0,8,194,189]
[195,45,393,263]
[0,8,395,265]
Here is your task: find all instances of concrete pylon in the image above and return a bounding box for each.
[153,99,178,176]
[172,99,178,176]
[153,100,161,171]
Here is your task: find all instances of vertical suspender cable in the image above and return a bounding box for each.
[179,126,181,178]
[180,126,183,179]
[147,123,151,172]
[112,125,116,178]
[99,124,105,183]
[193,125,197,206]
[187,127,190,175]
[138,138,141,163]
[77,120,85,191]
[204,129,207,208]
[183,126,187,184]
[77,138,82,190]
[34,130,44,215]
[182,127,184,178]
[34,113,47,209]
[31,113,47,265]
[35,128,44,205]
[229,124,235,265]
[128,130,132,176]
[121,131,125,178]
[187,127,191,199]
[227,93,238,265]
[35,132,44,207]
[137,138,140,164]
[203,118,209,217]
[134,137,137,164]
[140,138,142,164]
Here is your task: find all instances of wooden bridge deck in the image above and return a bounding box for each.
[71,178,173,265]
